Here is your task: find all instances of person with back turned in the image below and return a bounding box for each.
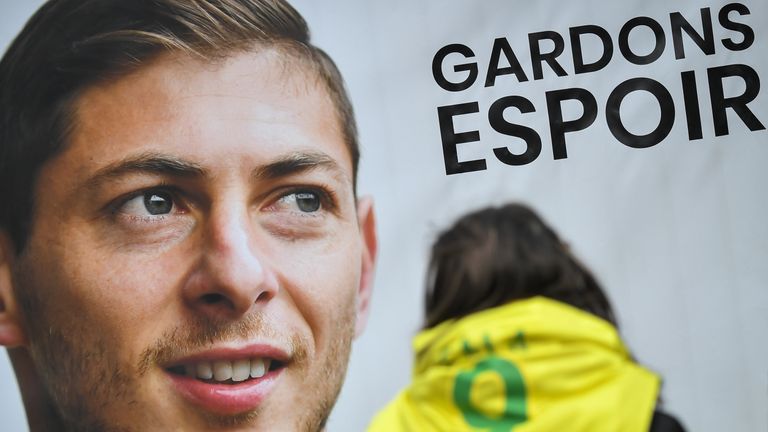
[369,203,684,432]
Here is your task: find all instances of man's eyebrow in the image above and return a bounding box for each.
[85,152,207,189]
[252,151,348,182]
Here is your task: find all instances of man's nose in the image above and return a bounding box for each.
[182,208,278,319]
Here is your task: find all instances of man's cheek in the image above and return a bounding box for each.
[54,256,168,336]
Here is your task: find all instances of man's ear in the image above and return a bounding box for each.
[354,196,377,338]
[0,230,26,347]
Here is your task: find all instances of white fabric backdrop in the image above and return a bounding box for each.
[1,1,766,431]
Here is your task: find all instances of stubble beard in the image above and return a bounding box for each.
[13,267,358,432]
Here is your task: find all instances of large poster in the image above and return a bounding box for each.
[1,1,765,431]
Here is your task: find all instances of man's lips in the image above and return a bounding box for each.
[163,344,289,415]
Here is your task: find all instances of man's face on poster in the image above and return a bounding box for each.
[3,48,375,431]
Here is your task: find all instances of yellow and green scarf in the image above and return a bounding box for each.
[368,297,659,432]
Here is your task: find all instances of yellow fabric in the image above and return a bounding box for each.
[368,297,659,432]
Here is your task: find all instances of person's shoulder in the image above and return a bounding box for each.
[650,410,686,432]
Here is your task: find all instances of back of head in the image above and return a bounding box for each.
[424,203,616,329]
[0,0,358,253]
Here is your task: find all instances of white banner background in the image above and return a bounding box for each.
[1,1,766,431]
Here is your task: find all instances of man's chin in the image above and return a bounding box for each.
[197,410,263,429]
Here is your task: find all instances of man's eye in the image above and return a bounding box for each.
[278,191,322,213]
[120,190,176,216]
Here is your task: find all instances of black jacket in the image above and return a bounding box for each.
[650,411,686,432]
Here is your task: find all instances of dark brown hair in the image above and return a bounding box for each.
[424,203,617,329]
[0,0,359,252]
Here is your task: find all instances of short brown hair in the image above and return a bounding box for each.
[424,203,617,329]
[0,0,359,252]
